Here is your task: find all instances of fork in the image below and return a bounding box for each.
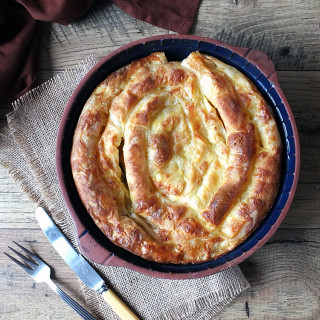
[4,241,97,320]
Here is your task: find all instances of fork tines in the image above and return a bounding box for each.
[4,241,40,273]
[4,241,98,320]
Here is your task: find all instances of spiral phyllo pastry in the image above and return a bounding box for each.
[71,51,281,263]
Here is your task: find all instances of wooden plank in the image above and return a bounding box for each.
[36,2,168,72]
[215,228,320,320]
[32,0,320,72]
[276,71,320,229]
[0,167,35,229]
[193,0,320,70]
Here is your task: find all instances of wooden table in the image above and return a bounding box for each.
[0,1,319,319]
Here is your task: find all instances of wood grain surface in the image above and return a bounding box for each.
[0,0,319,319]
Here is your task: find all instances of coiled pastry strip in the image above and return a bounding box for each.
[71,51,281,263]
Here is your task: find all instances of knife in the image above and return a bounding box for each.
[36,207,140,320]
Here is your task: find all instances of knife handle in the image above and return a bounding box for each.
[102,289,140,320]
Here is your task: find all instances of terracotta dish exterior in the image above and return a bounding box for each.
[56,35,300,279]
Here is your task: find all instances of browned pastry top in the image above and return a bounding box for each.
[71,51,281,263]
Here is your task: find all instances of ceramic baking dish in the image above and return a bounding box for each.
[56,34,300,279]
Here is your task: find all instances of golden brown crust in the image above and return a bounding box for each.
[71,51,282,263]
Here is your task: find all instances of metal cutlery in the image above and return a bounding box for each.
[35,207,139,320]
[4,241,97,320]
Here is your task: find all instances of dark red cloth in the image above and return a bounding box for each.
[0,0,200,101]
[0,1,38,100]
[112,0,199,34]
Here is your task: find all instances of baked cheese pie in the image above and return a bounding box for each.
[71,51,281,263]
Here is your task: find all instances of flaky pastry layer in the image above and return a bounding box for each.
[71,51,282,263]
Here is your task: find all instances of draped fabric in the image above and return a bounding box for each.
[0,0,200,100]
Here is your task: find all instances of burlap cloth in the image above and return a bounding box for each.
[0,56,250,320]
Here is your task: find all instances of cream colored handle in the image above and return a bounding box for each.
[102,289,140,320]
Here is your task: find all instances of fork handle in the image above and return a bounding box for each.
[46,278,97,320]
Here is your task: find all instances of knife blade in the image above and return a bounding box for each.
[36,207,139,320]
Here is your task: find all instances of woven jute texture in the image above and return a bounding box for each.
[0,56,250,320]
